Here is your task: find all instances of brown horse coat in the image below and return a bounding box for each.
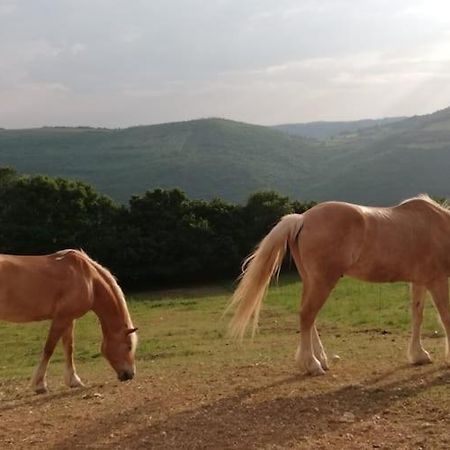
[0,249,137,393]
[228,195,450,375]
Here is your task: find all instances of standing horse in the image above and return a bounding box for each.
[228,195,450,375]
[0,249,138,393]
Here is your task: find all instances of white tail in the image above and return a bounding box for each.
[226,214,304,340]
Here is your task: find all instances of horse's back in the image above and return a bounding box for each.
[300,198,450,283]
[0,250,93,323]
[351,198,450,282]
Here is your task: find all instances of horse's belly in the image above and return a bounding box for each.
[0,308,52,323]
[0,293,53,323]
[346,260,410,283]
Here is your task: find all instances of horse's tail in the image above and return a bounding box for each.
[226,214,304,340]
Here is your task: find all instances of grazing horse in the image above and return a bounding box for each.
[0,249,138,393]
[228,195,450,375]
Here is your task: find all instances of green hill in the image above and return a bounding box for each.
[0,119,322,203]
[303,107,450,204]
[1,108,450,205]
[272,117,406,140]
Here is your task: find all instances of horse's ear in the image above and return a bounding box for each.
[126,327,138,335]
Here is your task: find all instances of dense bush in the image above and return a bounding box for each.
[0,168,315,287]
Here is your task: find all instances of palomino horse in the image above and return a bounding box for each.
[228,195,450,375]
[0,249,138,393]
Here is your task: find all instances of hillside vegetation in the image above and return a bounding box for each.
[0,119,321,203]
[1,107,450,204]
[308,107,450,204]
[272,117,405,139]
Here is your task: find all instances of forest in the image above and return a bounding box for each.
[0,167,315,287]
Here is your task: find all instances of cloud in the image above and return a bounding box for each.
[0,0,18,15]
[1,0,450,127]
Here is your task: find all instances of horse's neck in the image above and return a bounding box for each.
[92,284,130,336]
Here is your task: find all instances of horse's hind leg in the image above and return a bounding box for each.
[427,278,450,364]
[408,283,432,365]
[295,277,338,375]
[312,325,329,370]
[31,318,70,394]
[62,320,84,388]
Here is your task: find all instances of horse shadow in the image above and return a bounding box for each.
[52,363,450,449]
[0,383,98,413]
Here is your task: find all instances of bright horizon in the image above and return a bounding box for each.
[2,0,450,128]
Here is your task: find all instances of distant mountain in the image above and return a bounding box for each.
[302,107,450,204]
[0,119,322,203]
[273,117,407,140]
[1,108,450,205]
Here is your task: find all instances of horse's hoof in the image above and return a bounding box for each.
[308,366,326,376]
[412,357,432,366]
[319,358,330,371]
[409,350,432,365]
[67,374,85,388]
[304,358,326,376]
[35,386,49,395]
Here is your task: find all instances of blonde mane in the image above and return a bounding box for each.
[400,194,450,211]
[81,250,138,352]
[56,249,137,352]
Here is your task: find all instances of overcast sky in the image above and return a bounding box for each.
[2,0,450,128]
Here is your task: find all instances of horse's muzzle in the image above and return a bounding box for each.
[118,370,135,381]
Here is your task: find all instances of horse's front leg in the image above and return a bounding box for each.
[62,320,84,389]
[31,318,70,394]
[408,283,432,365]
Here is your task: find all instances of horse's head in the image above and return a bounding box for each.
[101,327,138,381]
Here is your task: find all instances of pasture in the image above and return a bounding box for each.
[1,276,450,449]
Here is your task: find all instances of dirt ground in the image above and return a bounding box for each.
[1,330,450,450]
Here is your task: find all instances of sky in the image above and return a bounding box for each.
[2,0,450,128]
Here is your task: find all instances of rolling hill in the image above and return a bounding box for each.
[1,108,450,205]
[0,119,323,203]
[272,117,406,140]
[302,107,450,204]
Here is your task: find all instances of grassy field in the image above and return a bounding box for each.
[0,276,443,383]
[1,276,449,449]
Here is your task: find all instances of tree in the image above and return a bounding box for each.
[0,168,317,287]
[241,190,293,254]
[189,197,244,278]
[0,174,119,256]
[118,188,204,284]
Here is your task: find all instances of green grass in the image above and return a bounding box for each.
[0,276,444,383]
[266,276,441,331]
